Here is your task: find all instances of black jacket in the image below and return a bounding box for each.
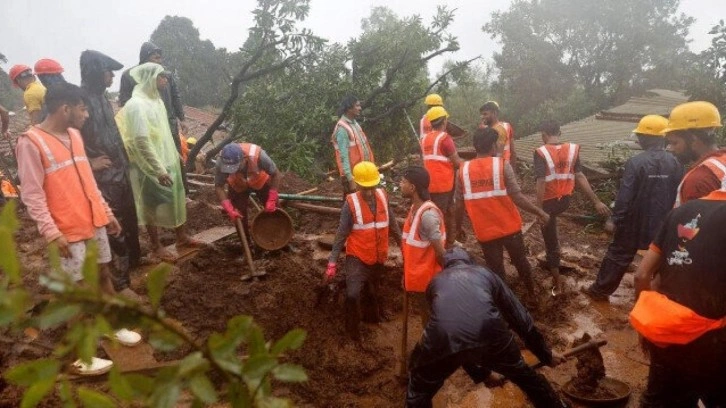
[117,42,185,123]
[409,248,552,369]
[611,139,684,248]
[79,50,130,188]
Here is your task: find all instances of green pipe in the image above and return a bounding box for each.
[251,192,343,202]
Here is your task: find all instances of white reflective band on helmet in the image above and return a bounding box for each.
[350,189,389,231]
[462,158,508,200]
[404,201,441,248]
[423,132,449,162]
[538,144,577,182]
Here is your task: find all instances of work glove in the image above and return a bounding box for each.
[221,199,242,221]
[265,189,279,212]
[325,262,337,281]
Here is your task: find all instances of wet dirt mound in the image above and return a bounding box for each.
[160,235,407,407]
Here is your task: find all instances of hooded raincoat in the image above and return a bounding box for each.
[116,62,186,228]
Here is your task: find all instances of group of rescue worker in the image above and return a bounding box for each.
[325,92,726,407]
[4,47,726,405]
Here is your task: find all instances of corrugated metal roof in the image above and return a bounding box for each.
[517,89,688,171]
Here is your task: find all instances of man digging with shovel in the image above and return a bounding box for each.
[406,247,568,408]
[216,142,280,279]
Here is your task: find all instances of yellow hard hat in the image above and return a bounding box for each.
[425,106,449,122]
[662,101,722,134]
[186,137,197,145]
[633,115,669,137]
[352,161,380,187]
[424,93,443,106]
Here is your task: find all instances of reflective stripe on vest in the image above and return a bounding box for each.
[537,144,577,182]
[227,143,270,192]
[402,201,446,292]
[459,157,522,242]
[422,132,450,162]
[675,155,726,207]
[346,188,390,265]
[419,115,431,139]
[461,159,508,200]
[421,131,455,193]
[350,189,390,231]
[23,127,109,242]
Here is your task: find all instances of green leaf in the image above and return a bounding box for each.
[146,263,170,310]
[0,201,20,284]
[177,352,209,377]
[109,367,136,400]
[270,329,306,355]
[247,326,267,354]
[77,323,100,363]
[241,355,276,381]
[148,327,183,352]
[124,373,155,396]
[20,378,56,408]
[81,240,99,289]
[256,396,293,408]
[5,358,61,387]
[38,303,81,329]
[58,379,77,408]
[77,387,116,408]
[271,364,307,383]
[148,383,181,408]
[188,374,218,404]
[228,381,252,408]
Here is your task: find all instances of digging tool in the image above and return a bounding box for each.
[403,108,424,160]
[233,217,265,280]
[530,338,608,370]
[399,291,410,378]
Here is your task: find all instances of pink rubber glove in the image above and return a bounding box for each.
[221,199,242,221]
[265,189,279,213]
[325,262,337,280]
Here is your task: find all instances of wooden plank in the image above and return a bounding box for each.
[159,226,236,263]
[101,340,165,373]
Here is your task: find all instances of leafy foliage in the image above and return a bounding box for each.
[0,201,307,407]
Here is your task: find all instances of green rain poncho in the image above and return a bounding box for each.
[116,62,186,228]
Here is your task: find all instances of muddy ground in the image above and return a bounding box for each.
[1,171,649,407]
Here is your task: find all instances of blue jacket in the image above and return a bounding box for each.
[611,143,683,248]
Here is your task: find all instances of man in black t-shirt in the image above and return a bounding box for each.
[634,185,726,407]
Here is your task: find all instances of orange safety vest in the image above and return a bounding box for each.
[402,201,446,292]
[421,131,455,193]
[23,127,109,242]
[345,189,390,265]
[674,153,726,207]
[535,143,579,200]
[226,143,271,193]
[630,290,726,347]
[419,115,432,139]
[499,122,514,162]
[331,118,374,176]
[459,157,522,242]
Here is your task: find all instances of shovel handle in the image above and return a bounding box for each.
[530,339,607,370]
[234,217,256,277]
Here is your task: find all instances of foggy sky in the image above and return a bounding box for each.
[1,0,723,94]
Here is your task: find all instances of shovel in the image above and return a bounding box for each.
[530,338,607,369]
[233,217,266,280]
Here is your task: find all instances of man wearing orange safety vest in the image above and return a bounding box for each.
[216,142,280,259]
[631,175,726,406]
[331,95,375,195]
[16,83,141,376]
[400,166,446,294]
[479,101,517,164]
[663,101,725,208]
[325,161,402,340]
[534,120,611,295]
[420,106,462,246]
[455,128,550,297]
[419,93,443,138]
